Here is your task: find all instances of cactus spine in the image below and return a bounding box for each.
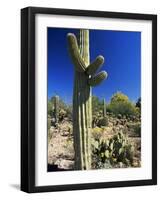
[103,98,106,117]
[67,30,108,170]
[54,95,59,124]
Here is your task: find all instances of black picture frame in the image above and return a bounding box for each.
[21,6,157,193]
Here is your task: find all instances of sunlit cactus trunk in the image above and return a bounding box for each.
[73,30,92,170]
[67,29,108,170]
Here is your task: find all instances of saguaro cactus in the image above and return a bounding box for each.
[103,98,106,117]
[54,95,59,125]
[67,29,108,170]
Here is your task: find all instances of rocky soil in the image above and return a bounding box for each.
[48,116,141,171]
[48,120,74,170]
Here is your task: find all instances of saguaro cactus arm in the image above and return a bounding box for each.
[67,33,86,72]
[67,33,107,80]
[87,55,104,75]
[88,71,108,87]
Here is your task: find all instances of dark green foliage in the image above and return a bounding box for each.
[48,100,53,117]
[135,97,141,118]
[92,96,103,116]
[136,97,141,109]
[98,117,108,127]
[91,131,134,168]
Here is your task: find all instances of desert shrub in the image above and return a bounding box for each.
[50,96,67,110]
[97,117,108,127]
[66,105,72,120]
[127,122,141,137]
[133,123,141,136]
[48,95,72,120]
[59,109,67,121]
[48,101,53,116]
[91,131,134,169]
[107,92,138,117]
[92,96,104,116]
[92,127,104,140]
[107,101,137,117]
[111,92,129,103]
[48,117,52,141]
[92,114,100,127]
[47,117,51,130]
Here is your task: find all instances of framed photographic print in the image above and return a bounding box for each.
[21,7,157,193]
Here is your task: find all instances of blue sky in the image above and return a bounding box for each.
[48,28,141,104]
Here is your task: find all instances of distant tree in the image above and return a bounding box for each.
[136,97,141,109]
[111,92,129,103]
[107,92,138,117]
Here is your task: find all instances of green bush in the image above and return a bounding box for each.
[92,96,104,116]
[107,92,138,117]
[107,101,137,117]
[111,92,129,103]
[48,101,53,116]
[66,105,72,120]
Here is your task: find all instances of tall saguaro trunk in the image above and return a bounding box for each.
[73,30,92,170]
[67,29,108,170]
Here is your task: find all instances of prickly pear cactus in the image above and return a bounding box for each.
[67,29,108,170]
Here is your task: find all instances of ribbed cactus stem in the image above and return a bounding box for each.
[103,98,106,117]
[54,95,59,124]
[73,29,91,170]
[78,30,90,65]
[67,29,108,170]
